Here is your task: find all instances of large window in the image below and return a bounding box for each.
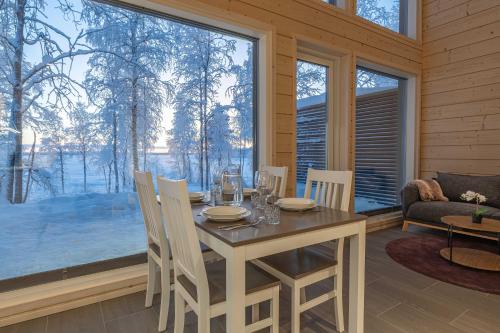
[355,67,405,214]
[357,0,407,34]
[0,0,256,284]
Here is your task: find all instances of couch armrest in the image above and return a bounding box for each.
[401,183,420,218]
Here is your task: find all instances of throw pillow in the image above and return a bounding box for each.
[410,179,449,202]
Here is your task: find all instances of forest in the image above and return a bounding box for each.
[0,0,257,205]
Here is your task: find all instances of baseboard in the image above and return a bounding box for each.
[0,264,148,327]
[366,211,403,233]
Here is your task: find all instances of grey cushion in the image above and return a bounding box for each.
[406,201,500,224]
[436,172,500,209]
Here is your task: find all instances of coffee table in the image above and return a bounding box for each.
[440,215,500,271]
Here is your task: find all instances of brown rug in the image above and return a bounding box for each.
[385,236,500,295]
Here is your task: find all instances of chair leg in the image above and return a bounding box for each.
[158,266,170,332]
[251,303,259,323]
[291,285,301,333]
[174,291,185,333]
[145,256,156,308]
[333,274,345,332]
[271,287,280,333]
[197,313,210,333]
[300,287,306,304]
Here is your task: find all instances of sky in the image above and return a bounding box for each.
[21,0,252,148]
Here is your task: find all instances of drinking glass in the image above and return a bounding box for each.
[264,195,280,225]
[221,173,243,206]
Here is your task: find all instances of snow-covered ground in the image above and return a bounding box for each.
[0,192,146,280]
[0,153,254,280]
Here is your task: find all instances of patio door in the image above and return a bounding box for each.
[295,55,334,197]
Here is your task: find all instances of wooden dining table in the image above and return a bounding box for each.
[190,201,367,333]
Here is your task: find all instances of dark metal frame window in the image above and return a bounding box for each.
[355,66,406,216]
[0,0,259,292]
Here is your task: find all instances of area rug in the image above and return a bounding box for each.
[385,236,500,295]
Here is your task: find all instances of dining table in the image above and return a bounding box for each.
[189,200,367,333]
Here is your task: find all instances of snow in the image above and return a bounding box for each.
[0,192,145,280]
[0,152,254,280]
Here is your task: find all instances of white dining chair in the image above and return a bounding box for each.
[260,165,288,198]
[254,168,353,333]
[157,176,281,333]
[135,171,218,332]
[135,171,171,332]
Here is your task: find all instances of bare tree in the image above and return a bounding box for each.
[0,0,94,203]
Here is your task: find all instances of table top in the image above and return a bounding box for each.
[191,201,367,247]
[441,215,500,233]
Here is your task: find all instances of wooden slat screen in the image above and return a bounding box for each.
[355,88,402,208]
[296,102,327,184]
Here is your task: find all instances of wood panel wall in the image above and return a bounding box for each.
[152,0,422,195]
[421,0,500,178]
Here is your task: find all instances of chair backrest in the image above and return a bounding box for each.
[261,165,289,198]
[134,171,169,257]
[303,168,353,211]
[157,177,209,303]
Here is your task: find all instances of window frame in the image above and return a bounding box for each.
[0,0,261,291]
[354,65,411,215]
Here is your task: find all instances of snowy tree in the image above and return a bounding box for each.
[227,45,253,173]
[41,127,67,194]
[208,103,232,168]
[357,0,399,33]
[356,0,399,88]
[296,61,326,100]
[68,102,96,192]
[0,0,94,203]
[168,94,196,181]
[82,2,174,186]
[172,26,236,189]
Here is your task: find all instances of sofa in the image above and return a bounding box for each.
[401,172,500,240]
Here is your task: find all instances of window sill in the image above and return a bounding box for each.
[0,264,147,328]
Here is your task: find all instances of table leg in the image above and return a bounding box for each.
[449,225,454,264]
[226,247,246,333]
[447,225,451,248]
[497,234,499,255]
[348,221,366,333]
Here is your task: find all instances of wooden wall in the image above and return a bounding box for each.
[153,0,422,195]
[421,0,500,177]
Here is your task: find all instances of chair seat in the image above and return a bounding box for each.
[149,242,211,258]
[177,260,280,305]
[258,245,338,280]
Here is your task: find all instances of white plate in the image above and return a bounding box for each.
[243,188,257,196]
[202,209,251,222]
[202,206,247,218]
[277,198,316,209]
[277,198,316,211]
[189,192,205,203]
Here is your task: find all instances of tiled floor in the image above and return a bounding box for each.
[1,226,500,333]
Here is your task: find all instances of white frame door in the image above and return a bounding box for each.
[296,52,336,170]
